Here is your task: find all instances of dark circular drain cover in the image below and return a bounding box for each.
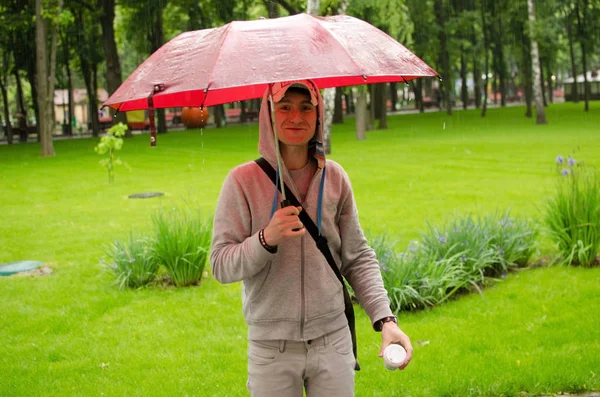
[0,260,44,276]
[128,192,164,199]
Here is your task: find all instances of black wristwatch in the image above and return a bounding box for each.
[374,315,397,332]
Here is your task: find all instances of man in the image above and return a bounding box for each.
[210,80,412,396]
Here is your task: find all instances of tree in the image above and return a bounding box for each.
[480,0,491,117]
[0,47,13,144]
[434,0,452,115]
[527,0,547,124]
[99,0,127,128]
[36,0,64,156]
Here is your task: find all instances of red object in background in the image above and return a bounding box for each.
[103,13,438,112]
[181,107,209,128]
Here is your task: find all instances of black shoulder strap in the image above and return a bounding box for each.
[255,157,360,370]
[254,158,343,284]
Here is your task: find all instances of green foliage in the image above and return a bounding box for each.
[104,233,159,289]
[93,122,128,183]
[422,211,539,277]
[545,154,600,267]
[377,212,538,314]
[152,206,213,287]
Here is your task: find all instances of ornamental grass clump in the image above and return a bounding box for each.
[152,207,213,287]
[422,212,538,278]
[375,212,538,314]
[545,155,600,267]
[104,233,159,289]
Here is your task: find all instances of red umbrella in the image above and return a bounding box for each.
[104,13,438,111]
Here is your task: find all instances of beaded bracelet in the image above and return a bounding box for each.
[259,229,278,253]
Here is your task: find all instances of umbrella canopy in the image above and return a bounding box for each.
[103,13,438,111]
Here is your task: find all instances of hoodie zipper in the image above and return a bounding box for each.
[298,167,322,341]
[300,235,305,340]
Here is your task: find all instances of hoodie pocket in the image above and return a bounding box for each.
[244,259,301,322]
[305,256,344,320]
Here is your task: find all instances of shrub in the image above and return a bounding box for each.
[545,155,600,267]
[422,212,538,277]
[152,207,213,287]
[104,233,159,289]
[373,212,538,314]
[94,122,128,183]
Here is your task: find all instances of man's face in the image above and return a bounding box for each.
[274,91,317,147]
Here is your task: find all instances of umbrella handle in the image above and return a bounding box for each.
[281,199,302,231]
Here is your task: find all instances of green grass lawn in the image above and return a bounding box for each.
[1,102,599,396]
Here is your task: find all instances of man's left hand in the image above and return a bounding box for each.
[378,322,413,370]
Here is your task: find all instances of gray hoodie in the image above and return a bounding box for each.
[210,87,392,341]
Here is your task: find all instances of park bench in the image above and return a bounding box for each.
[225,108,259,123]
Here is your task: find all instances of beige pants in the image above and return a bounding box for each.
[247,327,356,397]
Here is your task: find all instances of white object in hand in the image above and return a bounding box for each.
[383,344,406,370]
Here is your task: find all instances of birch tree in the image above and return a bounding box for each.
[36,0,63,156]
[527,0,547,124]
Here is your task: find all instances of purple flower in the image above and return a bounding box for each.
[438,236,447,244]
[555,155,564,165]
[498,248,505,256]
[129,257,135,263]
[568,156,576,167]
[460,255,467,262]
[408,241,418,252]
[562,169,570,177]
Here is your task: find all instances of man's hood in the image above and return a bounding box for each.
[257,82,326,169]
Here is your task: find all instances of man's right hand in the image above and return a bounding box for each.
[263,206,305,247]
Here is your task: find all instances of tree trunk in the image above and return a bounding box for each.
[367,84,375,130]
[306,0,319,15]
[390,82,398,111]
[575,0,589,111]
[148,8,167,133]
[490,0,507,107]
[539,57,547,107]
[566,15,578,102]
[522,19,533,118]
[62,33,73,136]
[90,66,100,135]
[546,59,553,103]
[322,87,335,154]
[580,40,589,111]
[35,0,56,156]
[527,0,546,124]
[214,105,226,127]
[435,0,452,115]
[481,0,490,117]
[473,54,481,109]
[264,0,281,17]
[355,89,367,140]
[99,0,127,128]
[414,80,424,113]
[0,77,13,144]
[333,87,344,124]
[460,48,468,109]
[377,83,388,129]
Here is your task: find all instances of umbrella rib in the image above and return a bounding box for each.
[205,23,234,95]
